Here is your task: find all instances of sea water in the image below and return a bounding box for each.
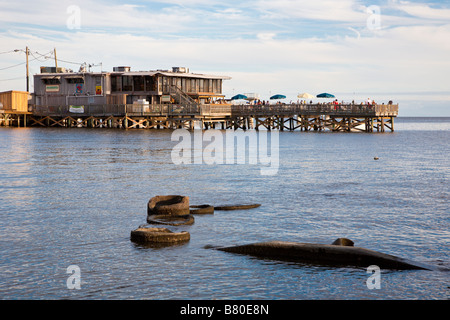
[0,117,448,300]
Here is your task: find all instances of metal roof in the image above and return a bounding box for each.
[110,70,231,80]
[35,70,231,80]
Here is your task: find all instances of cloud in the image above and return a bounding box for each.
[254,0,367,22]
[1,0,449,116]
[393,1,450,21]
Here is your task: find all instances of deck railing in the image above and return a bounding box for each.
[229,103,398,117]
[30,104,200,117]
[29,103,398,118]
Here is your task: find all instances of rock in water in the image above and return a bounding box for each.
[217,241,434,270]
[147,195,190,216]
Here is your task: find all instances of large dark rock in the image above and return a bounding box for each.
[147,195,190,216]
[217,241,434,270]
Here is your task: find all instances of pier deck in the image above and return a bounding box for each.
[1,103,398,132]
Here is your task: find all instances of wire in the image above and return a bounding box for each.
[0,76,23,81]
[0,48,84,76]
[0,61,26,71]
[0,50,53,71]
[0,50,18,55]
[29,51,53,62]
[56,58,84,65]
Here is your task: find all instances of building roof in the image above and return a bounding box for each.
[35,69,231,80]
[111,70,231,80]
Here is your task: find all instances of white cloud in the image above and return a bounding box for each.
[393,1,450,21]
[254,0,367,22]
[1,0,449,115]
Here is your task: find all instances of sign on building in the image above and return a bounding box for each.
[46,85,60,92]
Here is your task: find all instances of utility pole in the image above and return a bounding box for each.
[26,46,29,92]
[54,48,58,68]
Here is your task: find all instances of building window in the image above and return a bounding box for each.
[133,76,144,91]
[145,76,155,91]
[122,76,133,91]
[66,77,84,84]
[42,78,61,85]
[111,76,120,92]
[184,78,190,92]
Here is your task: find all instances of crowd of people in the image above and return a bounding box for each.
[210,97,394,107]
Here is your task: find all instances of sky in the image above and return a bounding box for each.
[1,0,449,116]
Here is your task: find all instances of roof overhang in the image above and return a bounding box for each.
[39,76,61,80]
[110,71,231,80]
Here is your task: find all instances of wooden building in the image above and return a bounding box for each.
[33,66,231,107]
[0,90,30,112]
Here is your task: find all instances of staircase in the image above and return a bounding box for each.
[168,85,198,109]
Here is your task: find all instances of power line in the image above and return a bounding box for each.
[29,50,53,62]
[0,61,26,71]
[0,50,18,55]
[0,49,53,71]
[0,76,23,81]
[56,58,84,65]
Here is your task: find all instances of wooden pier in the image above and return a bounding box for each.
[1,103,398,132]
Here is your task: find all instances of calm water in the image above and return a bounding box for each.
[0,117,448,300]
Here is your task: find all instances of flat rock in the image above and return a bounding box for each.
[217,241,434,270]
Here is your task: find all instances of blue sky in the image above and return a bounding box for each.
[1,0,449,115]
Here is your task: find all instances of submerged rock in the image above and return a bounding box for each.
[217,240,433,270]
[214,204,261,211]
[147,214,194,226]
[130,227,190,244]
[190,205,214,214]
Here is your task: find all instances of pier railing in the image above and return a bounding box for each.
[229,103,398,117]
[30,104,200,117]
[29,103,398,118]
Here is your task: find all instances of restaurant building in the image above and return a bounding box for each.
[33,66,231,107]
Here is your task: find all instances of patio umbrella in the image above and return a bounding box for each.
[297,93,314,99]
[316,93,335,98]
[270,94,286,100]
[231,94,248,100]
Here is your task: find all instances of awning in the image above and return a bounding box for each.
[40,76,61,80]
